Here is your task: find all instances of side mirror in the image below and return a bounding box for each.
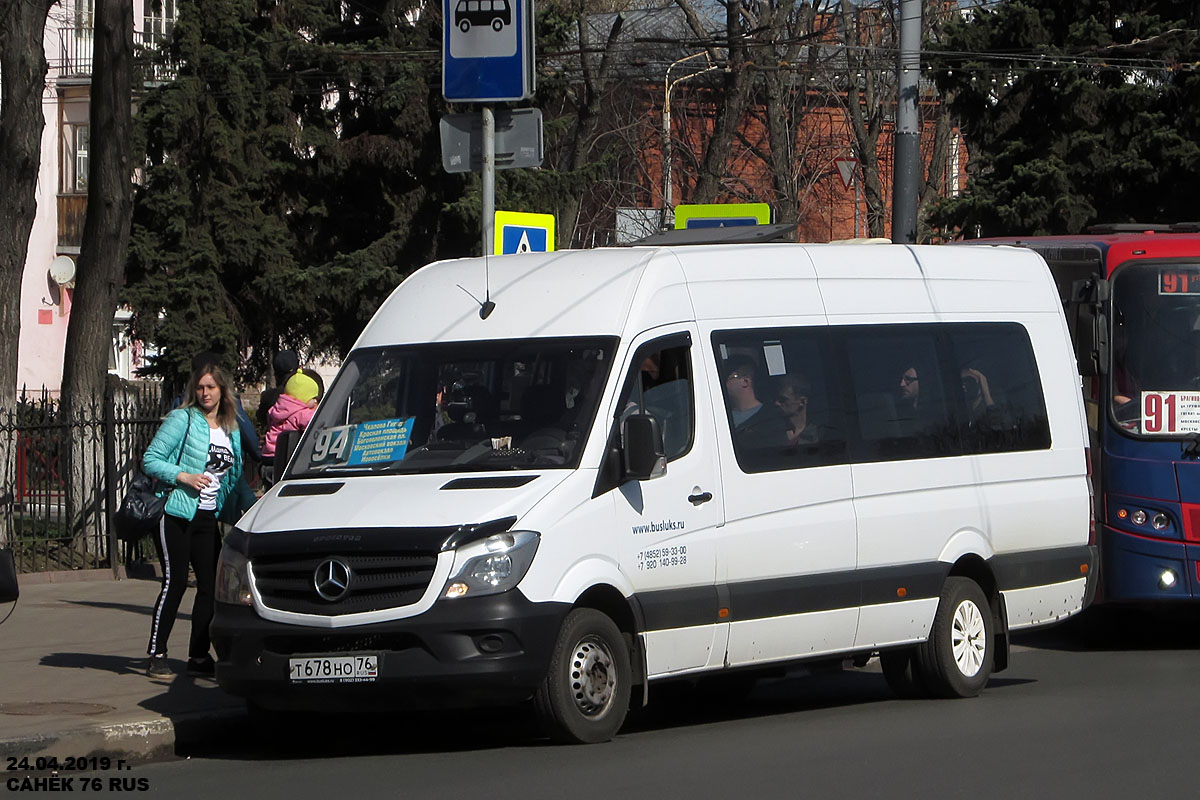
[622,413,666,481]
[1068,276,1109,377]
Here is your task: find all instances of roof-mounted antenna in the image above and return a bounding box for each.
[456,251,495,320]
[480,250,495,319]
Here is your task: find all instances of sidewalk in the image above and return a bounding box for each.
[0,574,246,766]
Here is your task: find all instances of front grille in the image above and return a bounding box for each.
[264,632,422,656]
[252,552,439,615]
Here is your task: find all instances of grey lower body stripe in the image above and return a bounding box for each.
[990,544,1093,591]
[635,545,1093,632]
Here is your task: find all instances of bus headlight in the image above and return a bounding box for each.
[444,531,540,599]
[215,545,253,606]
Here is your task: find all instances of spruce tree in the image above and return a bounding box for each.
[928,1,1200,237]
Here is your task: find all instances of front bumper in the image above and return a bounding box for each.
[212,591,569,711]
[1100,525,1197,601]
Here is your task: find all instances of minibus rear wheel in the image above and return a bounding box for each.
[916,577,993,698]
[534,608,631,744]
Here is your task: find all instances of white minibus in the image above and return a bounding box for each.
[213,242,1095,743]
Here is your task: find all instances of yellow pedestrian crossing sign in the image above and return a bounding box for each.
[673,202,772,230]
[494,210,555,255]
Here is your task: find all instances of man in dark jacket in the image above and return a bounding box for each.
[722,355,789,453]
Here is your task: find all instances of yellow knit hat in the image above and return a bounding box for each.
[284,371,319,404]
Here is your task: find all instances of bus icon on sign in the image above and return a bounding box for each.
[455,0,511,32]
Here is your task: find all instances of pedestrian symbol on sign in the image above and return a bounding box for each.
[501,225,546,254]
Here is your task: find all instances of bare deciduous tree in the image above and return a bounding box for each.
[61,0,134,410]
[60,0,135,549]
[0,0,56,546]
[0,0,57,413]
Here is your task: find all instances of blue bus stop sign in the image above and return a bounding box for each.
[443,0,535,102]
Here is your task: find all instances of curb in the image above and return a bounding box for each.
[0,707,245,768]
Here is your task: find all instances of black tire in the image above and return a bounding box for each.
[458,19,470,32]
[879,648,926,699]
[534,608,631,744]
[916,577,993,698]
[491,17,504,31]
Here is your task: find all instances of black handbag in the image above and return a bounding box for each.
[114,414,191,542]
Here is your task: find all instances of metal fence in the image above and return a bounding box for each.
[0,383,168,575]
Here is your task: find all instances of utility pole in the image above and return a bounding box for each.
[481,105,495,256]
[891,0,920,244]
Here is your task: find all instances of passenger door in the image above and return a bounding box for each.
[840,324,973,648]
[706,327,860,668]
[610,328,725,677]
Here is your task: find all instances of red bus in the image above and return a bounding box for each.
[965,223,1200,602]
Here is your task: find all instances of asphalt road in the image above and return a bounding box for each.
[109,606,1200,799]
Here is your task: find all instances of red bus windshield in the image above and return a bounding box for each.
[1110,261,1200,435]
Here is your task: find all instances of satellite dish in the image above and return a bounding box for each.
[49,255,76,286]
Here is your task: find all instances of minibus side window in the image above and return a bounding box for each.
[616,339,693,462]
[711,328,847,473]
[947,323,1051,453]
[841,326,960,462]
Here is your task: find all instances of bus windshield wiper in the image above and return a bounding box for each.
[1182,435,1200,459]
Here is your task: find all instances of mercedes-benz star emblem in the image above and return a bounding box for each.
[314,559,352,601]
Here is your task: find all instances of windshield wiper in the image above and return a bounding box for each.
[1182,435,1200,459]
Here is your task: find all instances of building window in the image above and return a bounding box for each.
[62,124,89,193]
[142,0,177,41]
[74,126,89,192]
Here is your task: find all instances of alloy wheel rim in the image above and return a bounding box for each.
[950,599,987,677]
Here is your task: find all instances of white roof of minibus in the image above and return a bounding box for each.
[352,247,689,348]
[803,242,1060,318]
[352,243,1056,349]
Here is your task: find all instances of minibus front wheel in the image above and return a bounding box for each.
[916,577,993,698]
[534,608,632,744]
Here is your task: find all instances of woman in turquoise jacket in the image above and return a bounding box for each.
[142,362,244,679]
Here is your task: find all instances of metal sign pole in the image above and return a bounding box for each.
[891,0,920,244]
[481,105,495,255]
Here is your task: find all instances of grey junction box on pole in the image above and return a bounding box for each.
[440,108,544,173]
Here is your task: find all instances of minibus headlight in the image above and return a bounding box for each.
[215,545,253,606]
[444,531,539,599]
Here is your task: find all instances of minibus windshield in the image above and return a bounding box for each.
[286,337,617,476]
[1111,261,1200,435]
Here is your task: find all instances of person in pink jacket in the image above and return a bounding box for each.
[260,371,320,486]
